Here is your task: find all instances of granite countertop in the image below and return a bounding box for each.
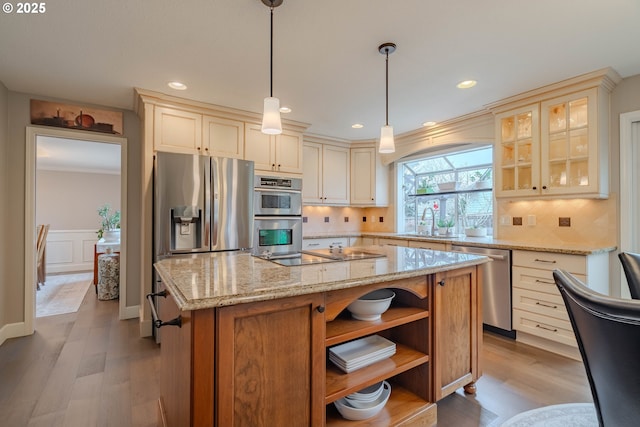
[154,245,489,311]
[304,232,616,255]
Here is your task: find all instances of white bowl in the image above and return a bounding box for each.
[347,289,395,321]
[334,381,391,420]
[345,382,385,407]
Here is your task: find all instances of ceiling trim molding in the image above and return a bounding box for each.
[135,88,310,133]
[485,67,622,114]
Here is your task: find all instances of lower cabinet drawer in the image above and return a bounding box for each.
[302,237,349,250]
[512,266,587,296]
[513,250,586,274]
[377,238,408,247]
[513,287,569,322]
[513,309,577,348]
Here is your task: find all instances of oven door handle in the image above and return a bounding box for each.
[255,187,301,194]
[254,216,303,221]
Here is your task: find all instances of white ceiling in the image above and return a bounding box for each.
[1,0,639,141]
[37,136,121,174]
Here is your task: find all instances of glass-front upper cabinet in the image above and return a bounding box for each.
[495,105,540,197]
[540,88,599,196]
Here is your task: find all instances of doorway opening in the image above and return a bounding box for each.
[24,126,128,334]
[35,135,122,317]
[620,110,640,297]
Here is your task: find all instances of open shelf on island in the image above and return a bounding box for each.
[325,343,429,404]
[326,383,437,427]
[326,305,429,347]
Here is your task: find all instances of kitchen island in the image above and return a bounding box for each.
[154,245,489,427]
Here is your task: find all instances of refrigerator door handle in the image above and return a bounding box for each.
[211,158,219,247]
[204,158,212,249]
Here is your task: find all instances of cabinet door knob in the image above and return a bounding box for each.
[532,186,537,190]
[197,147,201,150]
[438,280,445,286]
[542,185,547,190]
[272,163,276,169]
[317,306,325,313]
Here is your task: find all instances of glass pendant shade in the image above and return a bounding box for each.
[261,96,282,135]
[379,125,395,153]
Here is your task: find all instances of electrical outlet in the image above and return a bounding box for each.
[344,217,349,222]
[379,216,384,223]
[513,217,523,226]
[324,216,330,223]
[527,214,536,226]
[559,217,571,227]
[302,216,308,223]
[500,215,512,226]
[362,216,367,222]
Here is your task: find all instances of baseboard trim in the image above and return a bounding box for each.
[121,304,140,320]
[0,322,31,347]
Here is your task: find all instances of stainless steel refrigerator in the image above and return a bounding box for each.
[154,152,254,260]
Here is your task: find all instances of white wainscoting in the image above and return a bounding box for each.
[46,229,97,273]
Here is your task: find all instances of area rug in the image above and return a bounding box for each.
[500,403,597,427]
[36,272,92,317]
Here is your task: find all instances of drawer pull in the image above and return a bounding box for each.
[535,301,558,309]
[317,305,325,313]
[534,258,556,264]
[536,324,558,332]
[438,280,446,287]
[535,279,556,285]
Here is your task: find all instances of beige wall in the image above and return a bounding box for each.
[36,170,120,230]
[0,81,8,330]
[4,90,141,327]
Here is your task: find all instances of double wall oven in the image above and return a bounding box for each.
[252,175,303,258]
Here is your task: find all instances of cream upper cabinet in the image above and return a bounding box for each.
[202,115,244,158]
[245,123,303,175]
[493,70,618,199]
[302,142,349,205]
[495,105,540,197]
[350,147,389,206]
[154,106,203,154]
[540,88,606,197]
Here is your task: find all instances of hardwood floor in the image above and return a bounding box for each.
[436,332,592,426]
[0,287,591,427]
[0,285,159,427]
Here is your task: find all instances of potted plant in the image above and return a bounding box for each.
[97,203,121,242]
[437,217,455,235]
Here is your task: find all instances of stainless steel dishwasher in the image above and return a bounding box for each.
[451,244,514,337]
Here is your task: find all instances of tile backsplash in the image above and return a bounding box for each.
[302,206,395,234]
[496,194,617,246]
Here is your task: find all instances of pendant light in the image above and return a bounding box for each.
[378,42,396,153]
[260,0,283,135]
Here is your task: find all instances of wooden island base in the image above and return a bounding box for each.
[157,264,482,427]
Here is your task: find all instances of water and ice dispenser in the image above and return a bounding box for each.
[170,206,202,251]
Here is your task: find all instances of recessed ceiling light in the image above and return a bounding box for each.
[279,106,291,113]
[352,123,364,129]
[168,81,187,90]
[456,80,477,89]
[422,121,437,127]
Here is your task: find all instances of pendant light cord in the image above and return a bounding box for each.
[269,5,274,97]
[385,47,389,126]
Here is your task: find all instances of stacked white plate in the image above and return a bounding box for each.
[329,335,396,373]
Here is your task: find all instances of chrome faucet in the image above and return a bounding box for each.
[421,207,435,236]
